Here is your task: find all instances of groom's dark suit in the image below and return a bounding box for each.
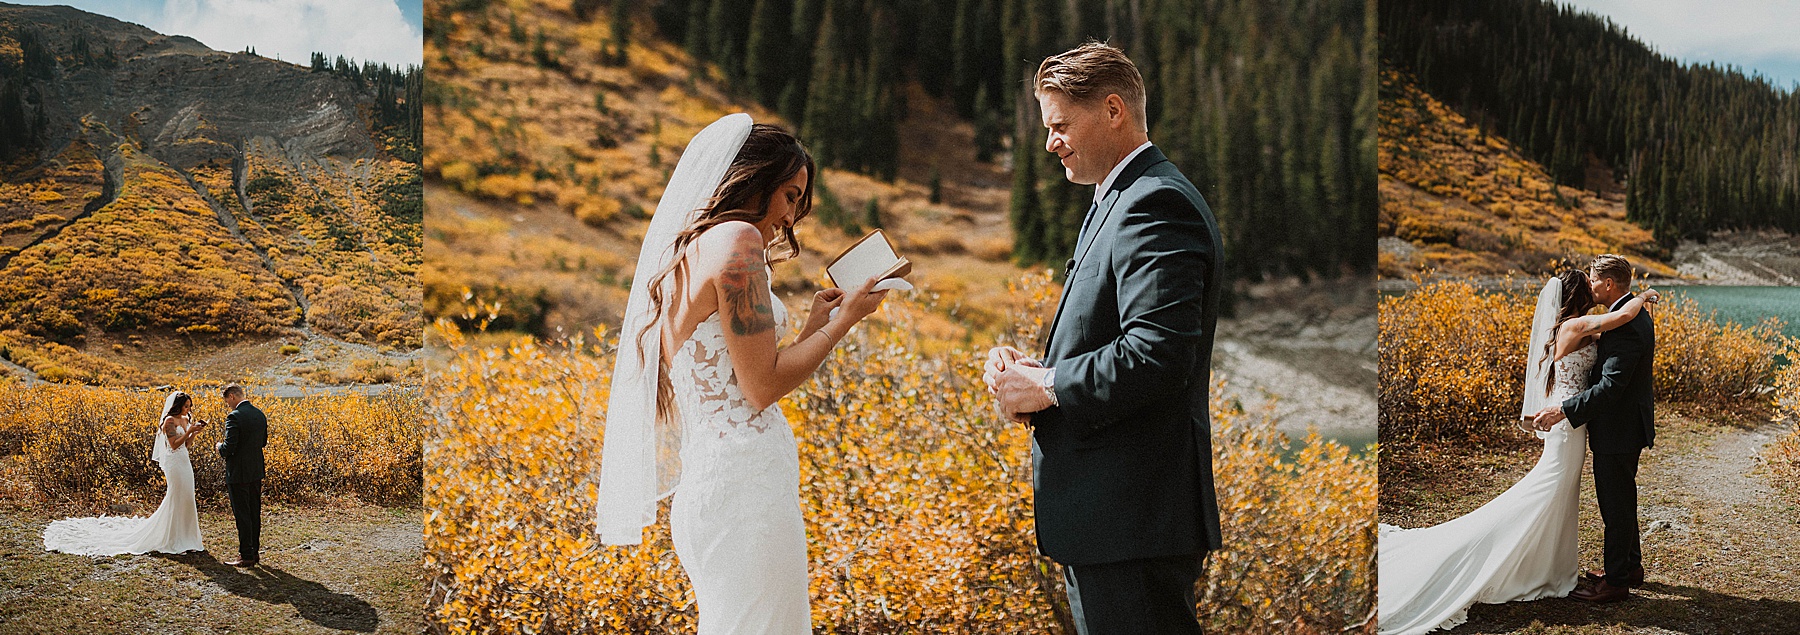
[1034,146,1222,633]
[1563,292,1655,588]
[219,400,267,562]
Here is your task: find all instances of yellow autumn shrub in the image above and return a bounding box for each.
[0,381,423,507]
[426,276,1375,634]
[1381,279,1786,450]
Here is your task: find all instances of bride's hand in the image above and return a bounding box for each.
[803,288,845,335]
[837,276,891,324]
[1640,288,1659,305]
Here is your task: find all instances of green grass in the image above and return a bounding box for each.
[0,503,422,634]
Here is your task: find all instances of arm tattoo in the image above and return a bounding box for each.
[718,247,776,336]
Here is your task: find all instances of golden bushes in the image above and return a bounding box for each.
[426,279,1374,634]
[0,381,424,507]
[1381,279,1787,449]
[1378,279,1534,447]
[0,143,296,342]
[0,330,155,386]
[0,137,103,233]
[1652,297,1787,403]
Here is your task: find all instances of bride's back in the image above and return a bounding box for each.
[1549,345,1598,403]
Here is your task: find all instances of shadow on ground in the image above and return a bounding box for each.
[158,551,379,632]
[1458,582,1800,634]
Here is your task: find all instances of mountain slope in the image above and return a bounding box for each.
[0,3,421,385]
[1381,0,1800,242]
[1378,70,1671,279]
[423,0,1018,339]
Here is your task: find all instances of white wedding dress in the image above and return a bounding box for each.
[1377,344,1595,634]
[668,279,811,634]
[43,420,206,556]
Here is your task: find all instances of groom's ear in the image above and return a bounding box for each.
[1103,94,1129,128]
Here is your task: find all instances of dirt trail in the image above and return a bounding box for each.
[1441,413,1800,633]
[0,504,423,633]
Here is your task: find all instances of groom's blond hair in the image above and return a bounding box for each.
[1034,41,1147,131]
[1589,254,1633,287]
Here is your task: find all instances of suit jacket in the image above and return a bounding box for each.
[1031,146,1224,566]
[1563,293,1656,454]
[219,400,268,483]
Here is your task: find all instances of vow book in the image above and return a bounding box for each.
[826,229,912,289]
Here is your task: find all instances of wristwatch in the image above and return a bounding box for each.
[1041,367,1058,408]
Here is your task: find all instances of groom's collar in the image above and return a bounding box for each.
[1093,141,1158,207]
[1610,292,1633,312]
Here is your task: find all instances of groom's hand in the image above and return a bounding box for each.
[995,364,1054,423]
[1533,406,1566,431]
[982,346,1036,390]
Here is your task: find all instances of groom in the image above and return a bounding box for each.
[1534,254,1655,602]
[217,385,267,567]
[983,42,1222,634]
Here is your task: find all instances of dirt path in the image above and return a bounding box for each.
[1391,409,1800,634]
[0,503,422,634]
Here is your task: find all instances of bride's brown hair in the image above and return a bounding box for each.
[162,392,191,420]
[1542,269,1597,394]
[636,123,816,426]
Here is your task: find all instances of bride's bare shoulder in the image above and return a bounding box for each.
[693,220,761,246]
[689,221,765,269]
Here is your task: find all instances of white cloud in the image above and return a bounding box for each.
[1558,0,1800,87]
[155,0,422,67]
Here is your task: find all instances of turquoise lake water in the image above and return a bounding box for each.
[1661,286,1800,339]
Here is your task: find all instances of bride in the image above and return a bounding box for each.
[43,391,207,556]
[1378,270,1657,634]
[595,114,890,634]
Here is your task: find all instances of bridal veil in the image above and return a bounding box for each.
[595,113,753,545]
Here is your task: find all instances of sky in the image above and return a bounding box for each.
[1557,0,1800,91]
[12,0,423,67]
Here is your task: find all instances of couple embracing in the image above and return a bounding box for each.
[595,43,1224,634]
[44,385,268,568]
[1380,255,1661,634]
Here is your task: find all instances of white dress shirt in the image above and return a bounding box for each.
[1093,140,1155,207]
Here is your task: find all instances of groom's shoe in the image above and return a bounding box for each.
[223,557,259,568]
[1582,566,1645,588]
[1570,579,1631,603]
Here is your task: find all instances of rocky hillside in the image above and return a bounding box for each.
[0,3,421,386]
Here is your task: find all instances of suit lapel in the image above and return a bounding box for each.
[1041,147,1169,360]
[1043,199,1107,359]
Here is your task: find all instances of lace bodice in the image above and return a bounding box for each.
[153,421,189,463]
[1548,344,1597,403]
[665,283,810,634]
[669,282,790,440]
